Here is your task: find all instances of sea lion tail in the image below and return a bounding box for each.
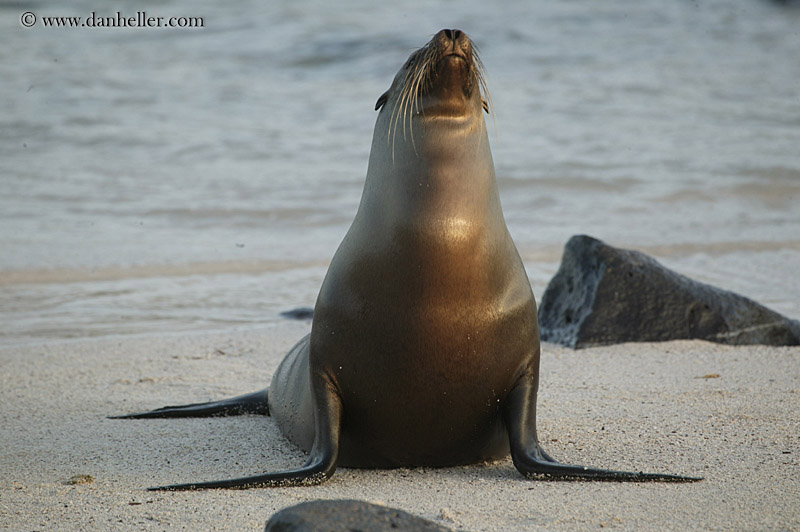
[108,388,269,419]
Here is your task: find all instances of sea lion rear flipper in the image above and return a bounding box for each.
[108,389,270,419]
[502,379,702,482]
[147,374,342,490]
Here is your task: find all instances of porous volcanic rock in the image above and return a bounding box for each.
[538,235,800,348]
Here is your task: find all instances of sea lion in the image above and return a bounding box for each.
[113,29,701,489]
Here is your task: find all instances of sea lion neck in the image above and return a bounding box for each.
[357,106,501,234]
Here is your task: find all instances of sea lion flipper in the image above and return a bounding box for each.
[146,454,334,491]
[147,373,342,490]
[108,389,270,419]
[503,379,702,482]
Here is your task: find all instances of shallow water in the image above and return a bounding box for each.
[2,0,799,345]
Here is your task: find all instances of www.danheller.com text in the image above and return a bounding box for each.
[24,11,204,28]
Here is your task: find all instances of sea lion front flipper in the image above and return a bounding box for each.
[108,389,270,419]
[502,378,702,482]
[147,374,342,490]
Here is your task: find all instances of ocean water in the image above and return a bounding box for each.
[2,0,799,345]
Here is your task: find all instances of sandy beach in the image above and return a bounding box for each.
[1,322,797,531]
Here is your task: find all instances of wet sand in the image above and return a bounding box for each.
[1,322,797,531]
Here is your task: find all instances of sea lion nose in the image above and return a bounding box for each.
[443,29,463,41]
[436,29,469,54]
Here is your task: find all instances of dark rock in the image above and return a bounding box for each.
[280,307,314,320]
[264,499,453,532]
[538,235,800,348]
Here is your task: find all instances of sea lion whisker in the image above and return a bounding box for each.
[473,50,495,136]
[387,59,416,149]
[388,74,405,141]
[394,56,423,155]
[395,70,414,159]
[406,60,428,153]
[389,68,413,161]
[399,66,415,137]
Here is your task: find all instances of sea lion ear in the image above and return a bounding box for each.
[375,90,389,111]
[482,98,490,114]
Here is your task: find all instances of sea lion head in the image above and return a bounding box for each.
[360,29,496,211]
[375,29,490,132]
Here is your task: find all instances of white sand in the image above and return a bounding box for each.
[1,322,798,531]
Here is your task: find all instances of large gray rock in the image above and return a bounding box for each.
[264,500,453,532]
[538,235,800,348]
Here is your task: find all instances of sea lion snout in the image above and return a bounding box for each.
[435,28,467,48]
[431,28,472,61]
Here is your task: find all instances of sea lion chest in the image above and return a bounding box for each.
[309,196,538,467]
